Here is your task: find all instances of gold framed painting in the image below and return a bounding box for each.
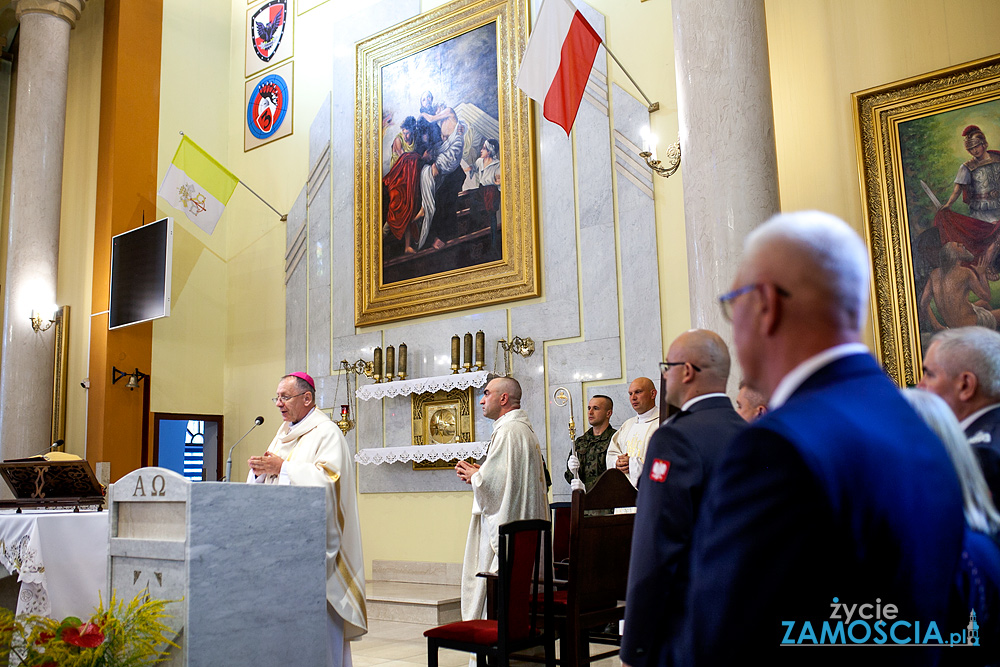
[411,387,475,471]
[854,54,1000,386]
[354,0,539,326]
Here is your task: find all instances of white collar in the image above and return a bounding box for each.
[634,406,659,423]
[769,343,870,410]
[288,406,316,429]
[960,403,1000,430]
[681,392,729,412]
[492,408,524,431]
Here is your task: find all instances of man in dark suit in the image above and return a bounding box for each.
[683,211,964,665]
[620,329,746,667]
[919,326,1000,498]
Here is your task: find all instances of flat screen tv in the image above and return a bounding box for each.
[109,217,173,330]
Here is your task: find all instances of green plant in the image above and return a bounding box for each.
[0,591,177,667]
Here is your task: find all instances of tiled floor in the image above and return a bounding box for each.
[351,618,622,667]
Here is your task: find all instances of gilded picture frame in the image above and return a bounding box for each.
[411,387,475,471]
[854,55,1000,386]
[354,0,539,326]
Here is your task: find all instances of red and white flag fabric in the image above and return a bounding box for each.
[516,0,602,135]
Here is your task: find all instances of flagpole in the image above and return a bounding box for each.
[602,44,660,113]
[238,180,288,221]
[178,131,288,222]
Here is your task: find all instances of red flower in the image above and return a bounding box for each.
[35,662,58,667]
[35,630,54,645]
[61,622,104,648]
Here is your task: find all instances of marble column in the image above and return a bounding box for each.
[672,0,779,334]
[0,0,86,461]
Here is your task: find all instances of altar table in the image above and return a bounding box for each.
[0,510,108,618]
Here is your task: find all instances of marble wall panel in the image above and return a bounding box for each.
[314,375,337,411]
[308,168,332,376]
[612,85,663,381]
[330,332,382,372]
[310,92,331,170]
[546,338,620,385]
[357,390,383,459]
[589,381,639,429]
[329,0,420,340]
[510,129,580,341]
[579,225,619,341]
[285,187,308,373]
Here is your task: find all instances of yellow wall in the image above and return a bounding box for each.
[765,0,1000,341]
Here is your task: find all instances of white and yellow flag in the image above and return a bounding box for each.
[157,136,239,234]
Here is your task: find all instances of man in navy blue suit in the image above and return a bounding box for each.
[620,329,746,667]
[683,211,964,665]
[919,326,1000,500]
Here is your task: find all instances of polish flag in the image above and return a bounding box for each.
[516,0,602,135]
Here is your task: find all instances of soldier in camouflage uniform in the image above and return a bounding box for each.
[565,395,616,490]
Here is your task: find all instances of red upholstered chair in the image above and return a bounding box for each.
[424,519,555,667]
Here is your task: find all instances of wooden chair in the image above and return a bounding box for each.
[425,519,555,667]
[554,468,637,667]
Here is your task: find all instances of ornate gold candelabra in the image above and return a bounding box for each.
[640,138,681,178]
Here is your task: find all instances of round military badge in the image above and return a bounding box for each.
[246,73,289,140]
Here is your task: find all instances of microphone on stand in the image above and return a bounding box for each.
[224,416,264,482]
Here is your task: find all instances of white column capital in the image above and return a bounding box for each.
[12,0,87,27]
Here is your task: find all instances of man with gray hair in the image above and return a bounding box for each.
[684,211,963,665]
[455,376,548,622]
[918,325,1000,497]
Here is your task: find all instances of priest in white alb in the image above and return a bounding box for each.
[248,372,367,667]
[455,375,549,620]
[605,377,659,487]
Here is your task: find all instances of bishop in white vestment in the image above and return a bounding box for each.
[456,376,549,621]
[249,372,367,667]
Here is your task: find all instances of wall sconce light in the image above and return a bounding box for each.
[112,366,148,391]
[639,126,681,179]
[30,306,58,332]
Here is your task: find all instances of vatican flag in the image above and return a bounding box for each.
[157,135,239,235]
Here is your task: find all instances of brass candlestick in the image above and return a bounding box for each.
[385,345,395,381]
[475,330,485,371]
[463,332,473,372]
[451,335,460,374]
[373,346,382,383]
[398,343,407,380]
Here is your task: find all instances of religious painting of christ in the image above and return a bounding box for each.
[354,0,538,327]
[855,55,1000,386]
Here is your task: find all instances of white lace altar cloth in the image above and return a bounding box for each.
[356,370,490,401]
[0,510,109,618]
[355,441,489,465]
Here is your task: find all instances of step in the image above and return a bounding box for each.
[371,560,462,586]
[366,580,462,625]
